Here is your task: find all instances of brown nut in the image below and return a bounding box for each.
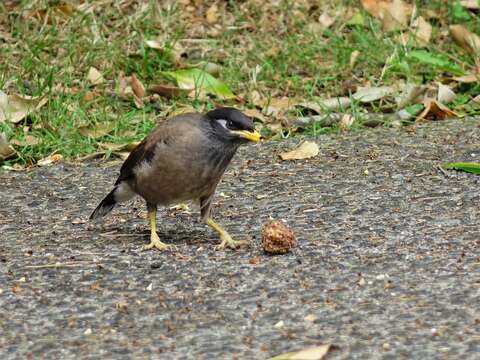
[261,221,296,254]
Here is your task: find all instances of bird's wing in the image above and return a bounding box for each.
[114,113,206,185]
[115,138,156,185]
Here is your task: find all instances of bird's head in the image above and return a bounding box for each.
[207,107,262,144]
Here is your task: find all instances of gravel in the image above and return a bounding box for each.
[1,118,479,359]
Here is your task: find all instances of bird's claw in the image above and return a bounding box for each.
[144,235,176,252]
[215,235,248,251]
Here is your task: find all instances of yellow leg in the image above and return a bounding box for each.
[206,218,248,250]
[144,208,176,251]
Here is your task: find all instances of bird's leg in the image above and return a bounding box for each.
[206,218,248,250]
[144,204,176,251]
[200,194,247,250]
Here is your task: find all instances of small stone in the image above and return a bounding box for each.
[382,342,391,350]
[304,314,318,322]
[84,328,92,335]
[274,320,284,328]
[358,277,366,286]
[261,221,296,254]
[146,283,153,291]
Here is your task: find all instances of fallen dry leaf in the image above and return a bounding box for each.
[37,154,63,166]
[10,135,41,147]
[148,84,191,99]
[130,74,145,99]
[362,0,411,32]
[0,133,16,162]
[28,4,76,24]
[318,12,336,29]
[261,97,293,116]
[450,25,480,54]
[412,16,432,46]
[243,108,268,123]
[117,74,146,108]
[87,67,104,85]
[350,50,360,68]
[338,114,355,130]
[280,141,319,161]
[452,73,479,83]
[353,86,396,103]
[0,91,48,124]
[206,4,219,24]
[99,141,140,152]
[460,0,480,10]
[79,122,115,138]
[437,83,456,104]
[395,84,427,108]
[296,97,351,114]
[417,99,458,121]
[268,344,331,360]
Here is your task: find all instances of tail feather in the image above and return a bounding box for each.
[90,188,117,220]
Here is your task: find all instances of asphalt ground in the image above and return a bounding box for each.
[1,118,479,359]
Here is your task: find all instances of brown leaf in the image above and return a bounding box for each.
[117,74,146,108]
[206,4,219,24]
[261,98,293,116]
[361,0,411,32]
[0,133,16,163]
[37,154,63,167]
[149,84,192,99]
[412,16,432,46]
[0,91,48,124]
[280,141,319,161]
[417,100,458,121]
[450,25,480,54]
[268,344,331,360]
[130,74,145,99]
[87,67,104,85]
[243,108,268,123]
[78,122,115,138]
[452,73,479,83]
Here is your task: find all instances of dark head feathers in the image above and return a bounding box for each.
[206,107,254,132]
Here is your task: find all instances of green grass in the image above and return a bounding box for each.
[1,0,480,167]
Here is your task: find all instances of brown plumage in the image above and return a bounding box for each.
[90,108,261,251]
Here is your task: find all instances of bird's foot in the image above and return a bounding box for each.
[215,233,248,251]
[144,234,176,251]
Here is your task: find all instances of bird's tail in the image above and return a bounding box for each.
[90,188,117,220]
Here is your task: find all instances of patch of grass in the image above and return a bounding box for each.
[1,0,479,167]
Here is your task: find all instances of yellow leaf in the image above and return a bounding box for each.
[37,154,63,166]
[268,344,331,360]
[280,141,319,161]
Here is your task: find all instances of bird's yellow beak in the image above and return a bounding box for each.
[232,129,262,142]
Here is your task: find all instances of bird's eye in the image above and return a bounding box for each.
[227,120,234,129]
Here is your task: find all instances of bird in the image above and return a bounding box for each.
[90,107,261,251]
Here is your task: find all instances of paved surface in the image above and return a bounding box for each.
[1,118,479,359]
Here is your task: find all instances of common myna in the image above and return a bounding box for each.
[90,107,261,251]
